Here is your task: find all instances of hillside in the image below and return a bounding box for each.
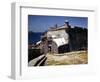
[46,50,88,65]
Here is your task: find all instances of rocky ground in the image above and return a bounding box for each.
[46,51,88,65]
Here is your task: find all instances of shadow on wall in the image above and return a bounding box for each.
[68,27,88,51]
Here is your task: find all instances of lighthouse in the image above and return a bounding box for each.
[65,20,70,28]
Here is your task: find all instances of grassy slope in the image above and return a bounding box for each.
[46,51,88,65]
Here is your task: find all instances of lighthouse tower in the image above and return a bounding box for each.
[65,20,70,28]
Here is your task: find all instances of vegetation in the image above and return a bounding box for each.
[46,51,88,65]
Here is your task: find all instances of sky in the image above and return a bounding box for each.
[28,15,88,32]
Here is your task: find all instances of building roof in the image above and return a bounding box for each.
[48,25,67,31]
[53,37,68,47]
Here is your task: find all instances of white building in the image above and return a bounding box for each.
[43,20,70,54]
